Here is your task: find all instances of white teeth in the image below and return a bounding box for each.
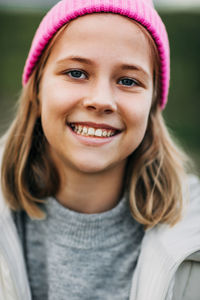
[78,125,82,133]
[95,129,102,137]
[82,127,88,135]
[102,130,107,137]
[88,127,95,136]
[70,123,116,137]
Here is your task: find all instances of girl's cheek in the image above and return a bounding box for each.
[40,84,80,115]
[119,96,151,120]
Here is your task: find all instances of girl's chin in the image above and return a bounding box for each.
[68,155,126,175]
[71,161,112,175]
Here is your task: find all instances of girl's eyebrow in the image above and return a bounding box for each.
[56,56,92,66]
[56,55,150,80]
[120,65,150,81]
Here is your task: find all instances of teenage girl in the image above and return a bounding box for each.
[0,0,200,299]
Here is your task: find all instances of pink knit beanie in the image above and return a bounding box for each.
[22,0,170,109]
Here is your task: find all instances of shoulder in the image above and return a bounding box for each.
[170,176,200,300]
[187,173,200,201]
[161,173,200,231]
[172,251,200,300]
[141,173,200,265]
[0,137,9,215]
[0,137,5,167]
[182,173,200,224]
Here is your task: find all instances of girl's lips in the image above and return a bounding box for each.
[67,121,122,131]
[67,123,121,146]
[67,122,122,138]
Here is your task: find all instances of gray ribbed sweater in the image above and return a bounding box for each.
[23,196,144,300]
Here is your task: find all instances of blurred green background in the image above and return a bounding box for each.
[0,9,199,171]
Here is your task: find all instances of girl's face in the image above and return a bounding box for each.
[39,13,154,176]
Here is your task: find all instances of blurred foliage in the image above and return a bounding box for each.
[161,13,200,172]
[0,10,44,132]
[0,10,199,170]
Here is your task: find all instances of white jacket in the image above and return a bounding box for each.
[0,167,200,299]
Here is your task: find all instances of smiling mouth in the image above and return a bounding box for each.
[68,123,121,138]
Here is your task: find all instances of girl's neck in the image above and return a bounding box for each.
[55,162,126,214]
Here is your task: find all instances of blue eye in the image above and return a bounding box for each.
[118,78,138,87]
[67,70,86,79]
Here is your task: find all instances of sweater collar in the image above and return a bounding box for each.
[46,196,143,249]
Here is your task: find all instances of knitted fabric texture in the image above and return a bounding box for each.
[22,0,170,109]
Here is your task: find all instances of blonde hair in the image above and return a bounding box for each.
[1,17,190,227]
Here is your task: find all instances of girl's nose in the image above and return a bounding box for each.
[82,84,117,114]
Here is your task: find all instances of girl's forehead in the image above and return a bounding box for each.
[53,13,151,56]
[67,13,146,37]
